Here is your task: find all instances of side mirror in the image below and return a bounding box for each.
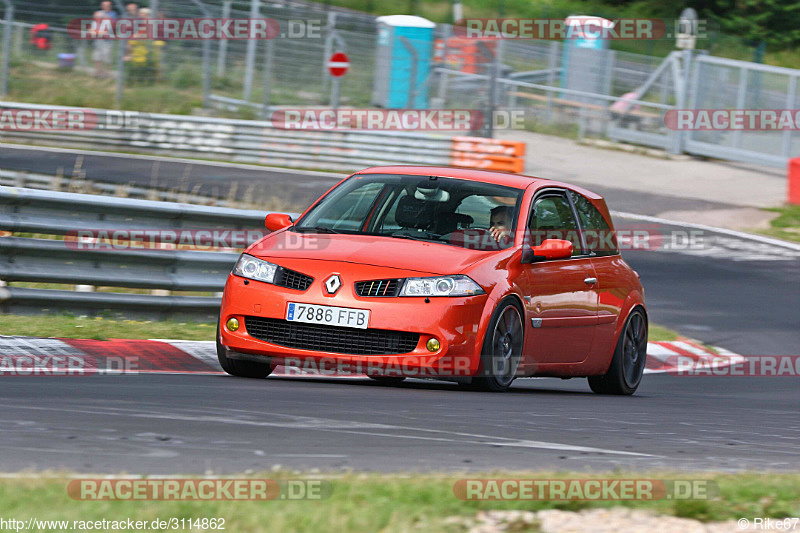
[265,213,293,232]
[521,239,573,263]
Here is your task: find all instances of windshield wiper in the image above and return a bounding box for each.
[292,226,342,234]
[389,232,440,242]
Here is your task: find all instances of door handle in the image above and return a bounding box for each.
[584,277,598,285]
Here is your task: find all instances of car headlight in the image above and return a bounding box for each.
[233,254,278,284]
[400,275,484,297]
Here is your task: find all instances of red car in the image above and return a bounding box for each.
[217,166,647,394]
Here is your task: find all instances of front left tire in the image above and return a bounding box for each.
[216,319,273,379]
[466,297,524,392]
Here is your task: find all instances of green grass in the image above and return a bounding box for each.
[0,472,797,532]
[0,313,682,344]
[760,204,800,243]
[0,314,216,341]
[647,324,679,342]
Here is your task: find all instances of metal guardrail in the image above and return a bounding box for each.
[0,168,248,207]
[0,186,286,319]
[0,102,456,172]
[0,101,526,172]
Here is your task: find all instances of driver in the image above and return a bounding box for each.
[489,206,513,247]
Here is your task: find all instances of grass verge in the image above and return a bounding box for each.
[759,205,800,244]
[0,314,682,343]
[0,314,216,341]
[0,472,798,532]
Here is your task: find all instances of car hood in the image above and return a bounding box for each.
[247,231,493,275]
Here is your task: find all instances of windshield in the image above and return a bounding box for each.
[293,174,524,249]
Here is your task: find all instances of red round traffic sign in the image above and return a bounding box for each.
[327,52,350,77]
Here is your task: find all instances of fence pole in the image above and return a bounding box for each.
[217,1,231,76]
[545,41,558,123]
[781,76,797,159]
[189,0,212,108]
[435,24,451,107]
[484,38,502,138]
[243,0,260,101]
[1,0,14,98]
[398,36,418,108]
[260,38,274,119]
[113,0,127,108]
[322,11,336,94]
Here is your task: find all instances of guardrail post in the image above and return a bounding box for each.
[0,0,14,98]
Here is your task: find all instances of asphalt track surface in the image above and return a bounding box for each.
[1,145,799,473]
[0,144,737,214]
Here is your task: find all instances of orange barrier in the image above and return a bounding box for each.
[450,137,526,173]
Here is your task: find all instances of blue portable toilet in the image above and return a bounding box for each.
[560,16,614,104]
[371,15,436,109]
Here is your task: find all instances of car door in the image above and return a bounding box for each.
[569,190,625,353]
[519,189,599,366]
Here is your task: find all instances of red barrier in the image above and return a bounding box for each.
[789,157,800,205]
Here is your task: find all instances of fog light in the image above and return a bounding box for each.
[226,317,240,331]
[426,338,440,352]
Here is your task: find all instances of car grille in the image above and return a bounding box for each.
[275,267,313,291]
[355,278,404,297]
[244,317,419,355]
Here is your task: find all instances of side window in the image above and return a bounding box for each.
[529,194,582,256]
[570,192,618,256]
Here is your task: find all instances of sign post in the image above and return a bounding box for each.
[327,52,350,110]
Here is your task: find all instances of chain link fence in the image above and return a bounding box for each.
[1,1,799,167]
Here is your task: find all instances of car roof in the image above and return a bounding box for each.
[355,166,544,189]
[354,165,604,201]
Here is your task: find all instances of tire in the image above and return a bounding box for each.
[588,307,647,395]
[467,297,524,392]
[367,376,406,384]
[216,319,272,379]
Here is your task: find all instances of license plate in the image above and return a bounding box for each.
[286,302,370,329]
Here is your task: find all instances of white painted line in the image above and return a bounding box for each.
[612,210,800,252]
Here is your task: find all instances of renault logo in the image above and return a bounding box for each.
[325,274,342,294]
